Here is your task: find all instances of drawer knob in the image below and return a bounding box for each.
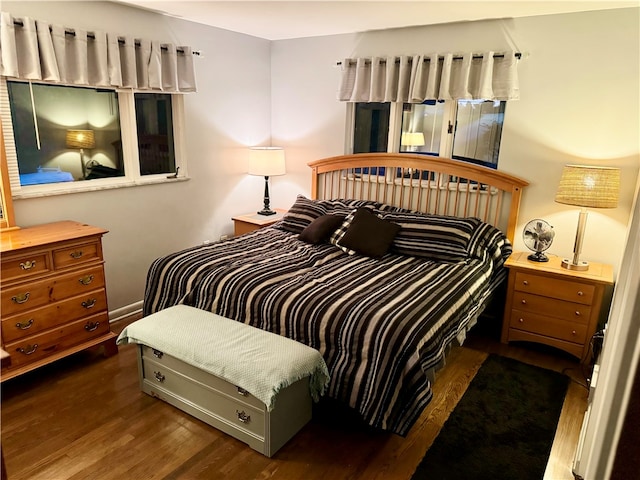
[79,274,94,286]
[152,349,164,359]
[82,298,97,309]
[16,344,38,355]
[518,318,524,323]
[237,386,249,396]
[236,410,251,424]
[572,330,577,335]
[84,321,100,332]
[70,250,84,259]
[522,280,529,286]
[521,299,527,305]
[575,311,581,317]
[15,318,34,330]
[577,291,584,296]
[19,260,36,270]
[11,292,30,304]
[154,371,165,383]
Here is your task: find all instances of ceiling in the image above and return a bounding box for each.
[112,0,638,41]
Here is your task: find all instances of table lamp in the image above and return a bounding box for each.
[401,132,425,152]
[554,164,620,271]
[248,147,286,216]
[66,129,95,179]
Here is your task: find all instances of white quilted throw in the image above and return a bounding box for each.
[117,305,330,411]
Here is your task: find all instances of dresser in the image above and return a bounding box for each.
[232,209,286,236]
[501,252,614,363]
[1,221,117,381]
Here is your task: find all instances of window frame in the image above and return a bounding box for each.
[346,99,503,169]
[1,78,188,199]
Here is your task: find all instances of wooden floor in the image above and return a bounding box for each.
[0,316,588,480]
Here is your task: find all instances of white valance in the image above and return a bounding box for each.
[338,51,519,103]
[0,12,197,92]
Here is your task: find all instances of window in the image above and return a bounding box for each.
[2,79,186,197]
[352,99,506,169]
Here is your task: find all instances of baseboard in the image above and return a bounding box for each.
[109,301,143,323]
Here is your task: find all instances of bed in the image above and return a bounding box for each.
[143,153,528,436]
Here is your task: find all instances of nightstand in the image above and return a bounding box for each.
[501,252,614,363]
[232,209,287,236]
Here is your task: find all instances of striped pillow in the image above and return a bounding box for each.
[380,211,476,262]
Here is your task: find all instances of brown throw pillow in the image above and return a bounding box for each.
[299,214,346,244]
[338,207,401,258]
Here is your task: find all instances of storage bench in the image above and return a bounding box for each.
[117,305,329,457]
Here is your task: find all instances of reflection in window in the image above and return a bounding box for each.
[135,93,175,175]
[7,81,122,185]
[353,102,390,153]
[452,100,505,168]
[400,101,444,155]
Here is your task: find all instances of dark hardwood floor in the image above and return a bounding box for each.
[1,315,588,480]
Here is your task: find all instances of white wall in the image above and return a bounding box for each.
[3,3,639,315]
[271,8,640,274]
[3,1,273,313]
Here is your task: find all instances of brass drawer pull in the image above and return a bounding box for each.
[575,311,581,317]
[70,250,84,259]
[20,260,36,270]
[522,280,529,286]
[82,298,97,309]
[518,318,524,323]
[520,299,527,305]
[84,321,100,332]
[11,292,30,304]
[152,349,163,359]
[15,318,34,330]
[237,386,249,396]
[236,410,251,424]
[572,330,577,335]
[16,344,38,355]
[79,274,94,286]
[154,371,165,383]
[577,291,584,296]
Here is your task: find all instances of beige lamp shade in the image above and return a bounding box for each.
[400,132,425,147]
[248,147,286,176]
[66,129,95,149]
[555,164,620,209]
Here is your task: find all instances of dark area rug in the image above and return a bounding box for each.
[411,354,569,480]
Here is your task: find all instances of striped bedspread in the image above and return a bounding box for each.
[143,223,510,435]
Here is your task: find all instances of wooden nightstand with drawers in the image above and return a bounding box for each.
[1,221,118,381]
[501,252,614,363]
[232,209,286,236]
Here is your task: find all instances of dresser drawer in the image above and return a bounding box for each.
[0,251,51,283]
[140,345,263,409]
[1,289,108,342]
[4,312,110,367]
[510,309,588,344]
[512,291,591,324]
[141,357,266,438]
[513,272,595,305]
[53,241,101,270]
[1,267,106,316]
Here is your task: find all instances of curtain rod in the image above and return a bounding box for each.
[12,19,200,56]
[336,52,521,66]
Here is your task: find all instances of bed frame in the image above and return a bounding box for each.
[309,153,529,242]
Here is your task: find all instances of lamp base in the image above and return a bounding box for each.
[561,258,589,271]
[257,208,277,216]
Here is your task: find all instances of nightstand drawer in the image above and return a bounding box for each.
[510,310,588,344]
[513,272,595,305]
[512,291,591,324]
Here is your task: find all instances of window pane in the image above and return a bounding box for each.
[353,102,390,153]
[400,101,444,155]
[135,93,175,175]
[7,82,122,185]
[452,100,505,168]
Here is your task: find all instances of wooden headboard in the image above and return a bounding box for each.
[308,153,529,242]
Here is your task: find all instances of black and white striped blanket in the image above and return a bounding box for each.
[143,223,509,435]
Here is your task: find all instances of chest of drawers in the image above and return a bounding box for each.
[501,252,613,363]
[1,221,118,381]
